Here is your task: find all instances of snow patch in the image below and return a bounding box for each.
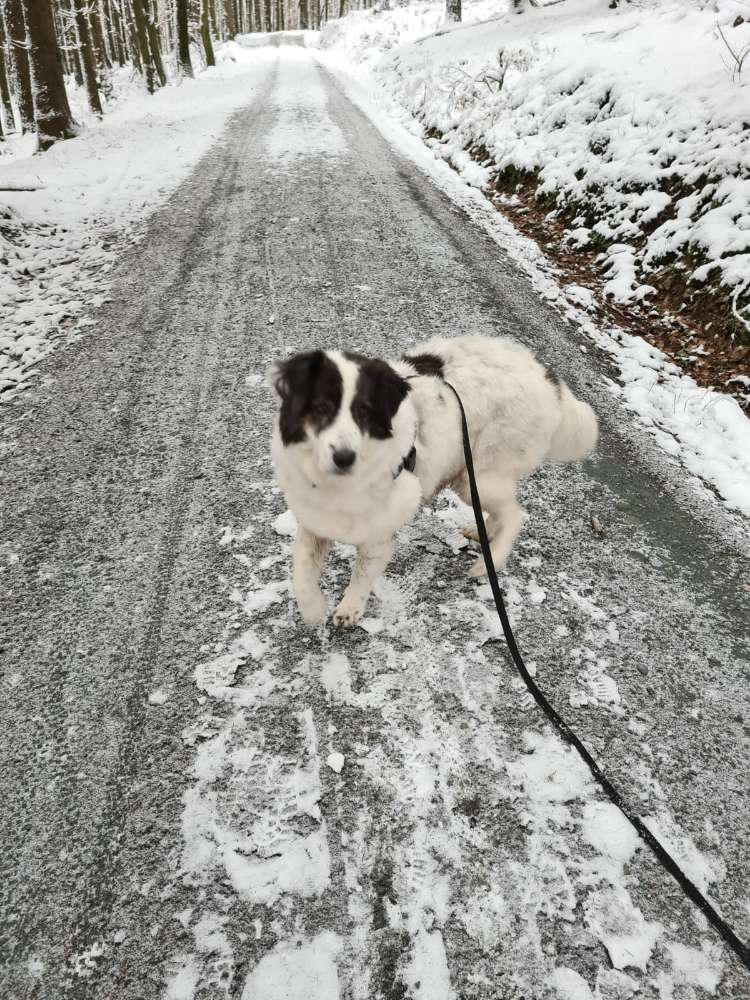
[584,886,662,972]
[272,509,298,537]
[240,931,341,1000]
[326,751,345,774]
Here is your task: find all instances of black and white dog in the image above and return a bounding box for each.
[271,335,598,627]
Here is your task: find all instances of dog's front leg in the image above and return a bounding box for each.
[332,537,394,628]
[293,526,330,625]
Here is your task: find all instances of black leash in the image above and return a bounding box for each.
[442,378,750,972]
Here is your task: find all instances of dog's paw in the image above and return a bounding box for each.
[332,597,365,628]
[468,556,489,578]
[462,524,481,542]
[298,590,327,625]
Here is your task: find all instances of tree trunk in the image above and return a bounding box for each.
[121,0,140,71]
[112,0,130,65]
[175,0,192,75]
[143,0,165,85]
[61,0,85,85]
[223,0,236,39]
[298,0,308,29]
[4,0,35,131]
[73,0,102,114]
[445,0,460,21]
[201,0,215,65]
[88,0,110,69]
[0,18,18,130]
[129,0,154,88]
[23,0,77,149]
[70,43,84,85]
[103,0,124,65]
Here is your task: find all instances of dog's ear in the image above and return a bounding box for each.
[273,351,333,445]
[378,364,411,422]
[271,351,323,400]
[353,360,411,439]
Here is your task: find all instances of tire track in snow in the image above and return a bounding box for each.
[62,63,284,978]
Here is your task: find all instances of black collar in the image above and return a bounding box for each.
[394,444,417,479]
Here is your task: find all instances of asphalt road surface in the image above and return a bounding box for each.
[2,36,750,1000]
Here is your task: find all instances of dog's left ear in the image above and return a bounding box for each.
[354,360,411,439]
[378,364,411,421]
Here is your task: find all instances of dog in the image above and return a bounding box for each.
[270,335,598,627]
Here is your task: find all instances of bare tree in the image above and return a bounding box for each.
[23,0,77,149]
[201,0,215,65]
[223,0,236,39]
[72,0,102,113]
[130,0,161,91]
[175,0,192,75]
[4,0,35,130]
[88,0,110,70]
[0,13,17,131]
[143,0,165,85]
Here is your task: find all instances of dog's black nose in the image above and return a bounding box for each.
[332,448,356,471]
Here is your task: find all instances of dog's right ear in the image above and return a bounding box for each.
[271,351,323,400]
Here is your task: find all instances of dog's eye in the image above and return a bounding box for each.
[310,399,332,419]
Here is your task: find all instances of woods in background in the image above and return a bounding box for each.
[0,0,380,150]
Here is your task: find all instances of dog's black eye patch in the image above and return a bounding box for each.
[274,351,343,445]
[351,359,410,440]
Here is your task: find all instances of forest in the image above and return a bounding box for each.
[0,0,374,149]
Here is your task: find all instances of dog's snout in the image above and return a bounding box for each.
[332,448,356,471]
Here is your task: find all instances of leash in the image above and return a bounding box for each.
[442,378,750,972]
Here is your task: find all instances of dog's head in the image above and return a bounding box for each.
[272,350,411,478]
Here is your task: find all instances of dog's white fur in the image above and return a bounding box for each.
[271,335,598,627]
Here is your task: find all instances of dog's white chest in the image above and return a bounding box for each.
[280,466,421,547]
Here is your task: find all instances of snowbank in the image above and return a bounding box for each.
[0,42,273,400]
[369,0,750,323]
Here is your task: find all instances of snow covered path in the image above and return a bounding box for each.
[1,38,750,1000]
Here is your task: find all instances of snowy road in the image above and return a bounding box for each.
[2,38,750,1000]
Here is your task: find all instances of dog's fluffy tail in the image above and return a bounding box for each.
[548,383,599,462]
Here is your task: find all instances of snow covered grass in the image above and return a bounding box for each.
[0,41,273,401]
[315,0,750,519]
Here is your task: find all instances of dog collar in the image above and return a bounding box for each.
[394,444,417,479]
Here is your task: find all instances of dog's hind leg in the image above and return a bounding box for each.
[294,526,331,625]
[333,537,394,628]
[465,476,524,578]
